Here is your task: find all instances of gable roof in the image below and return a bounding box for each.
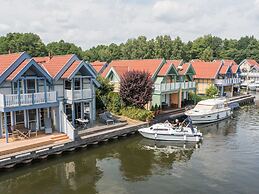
[239,59,259,68]
[158,60,181,76]
[6,59,52,82]
[0,53,23,76]
[61,60,82,79]
[219,64,231,74]
[34,54,75,78]
[179,63,196,76]
[191,60,222,79]
[103,59,165,79]
[91,61,108,74]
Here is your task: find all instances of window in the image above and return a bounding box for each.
[65,80,71,90]
[13,80,23,94]
[15,111,24,125]
[26,79,36,93]
[74,78,81,90]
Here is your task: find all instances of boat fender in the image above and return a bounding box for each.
[155,133,157,139]
[184,135,186,141]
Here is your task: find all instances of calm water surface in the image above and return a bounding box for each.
[0,106,259,194]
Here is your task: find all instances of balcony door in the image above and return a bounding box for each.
[26,79,37,93]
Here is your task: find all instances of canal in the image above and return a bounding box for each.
[0,106,259,194]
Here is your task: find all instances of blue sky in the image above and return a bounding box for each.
[0,0,259,49]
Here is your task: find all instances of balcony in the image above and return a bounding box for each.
[0,91,57,108]
[215,78,241,86]
[65,89,92,101]
[154,82,196,93]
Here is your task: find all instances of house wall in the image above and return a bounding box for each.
[54,80,64,99]
[240,62,252,72]
[195,79,214,95]
[0,81,12,94]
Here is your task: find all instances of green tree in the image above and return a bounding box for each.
[46,40,83,58]
[0,32,47,56]
[205,85,218,98]
[95,76,114,110]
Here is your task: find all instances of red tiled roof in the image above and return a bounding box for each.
[178,63,191,75]
[246,59,258,67]
[112,66,129,77]
[34,54,73,78]
[61,60,81,79]
[7,59,31,80]
[0,52,23,76]
[219,64,230,74]
[192,61,222,79]
[102,59,164,78]
[91,61,106,73]
[158,60,183,76]
[231,65,239,74]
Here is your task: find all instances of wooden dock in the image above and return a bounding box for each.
[0,122,147,169]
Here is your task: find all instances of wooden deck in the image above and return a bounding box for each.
[0,133,70,157]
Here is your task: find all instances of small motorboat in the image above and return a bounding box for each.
[138,119,202,142]
[185,98,232,124]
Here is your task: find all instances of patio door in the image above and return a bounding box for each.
[75,103,82,119]
[26,79,37,93]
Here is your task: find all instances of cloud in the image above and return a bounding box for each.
[0,0,258,49]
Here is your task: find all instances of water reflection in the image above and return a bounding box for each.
[1,106,259,194]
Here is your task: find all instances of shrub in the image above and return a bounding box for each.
[120,107,154,121]
[189,91,210,104]
[205,85,218,98]
[96,76,114,110]
[106,92,122,114]
[120,70,153,108]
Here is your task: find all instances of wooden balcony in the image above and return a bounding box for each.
[65,89,92,102]
[215,78,241,86]
[0,91,57,109]
[154,82,196,93]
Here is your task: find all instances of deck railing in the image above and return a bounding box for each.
[154,81,196,93]
[0,91,57,108]
[61,111,76,141]
[215,78,241,86]
[65,89,92,101]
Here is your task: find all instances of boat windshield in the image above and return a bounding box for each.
[194,104,214,111]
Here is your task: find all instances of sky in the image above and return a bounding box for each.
[0,0,259,49]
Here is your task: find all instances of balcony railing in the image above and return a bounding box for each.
[215,78,241,86]
[65,89,92,101]
[0,91,57,108]
[154,81,196,93]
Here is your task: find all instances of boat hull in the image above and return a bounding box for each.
[139,131,202,142]
[186,110,232,124]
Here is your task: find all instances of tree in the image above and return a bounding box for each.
[206,85,218,98]
[46,40,83,58]
[0,32,47,56]
[120,70,153,108]
[96,76,114,110]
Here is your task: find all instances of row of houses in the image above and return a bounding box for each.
[92,58,258,110]
[0,52,99,142]
[1,51,258,143]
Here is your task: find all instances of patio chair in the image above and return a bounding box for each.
[44,118,53,134]
[104,112,118,122]
[104,111,127,123]
[99,113,114,125]
[29,122,38,137]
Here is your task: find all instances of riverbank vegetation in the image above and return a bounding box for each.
[1,33,259,64]
[97,71,154,121]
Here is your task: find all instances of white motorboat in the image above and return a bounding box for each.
[185,98,232,124]
[138,120,203,142]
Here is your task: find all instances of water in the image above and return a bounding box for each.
[1,107,259,194]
